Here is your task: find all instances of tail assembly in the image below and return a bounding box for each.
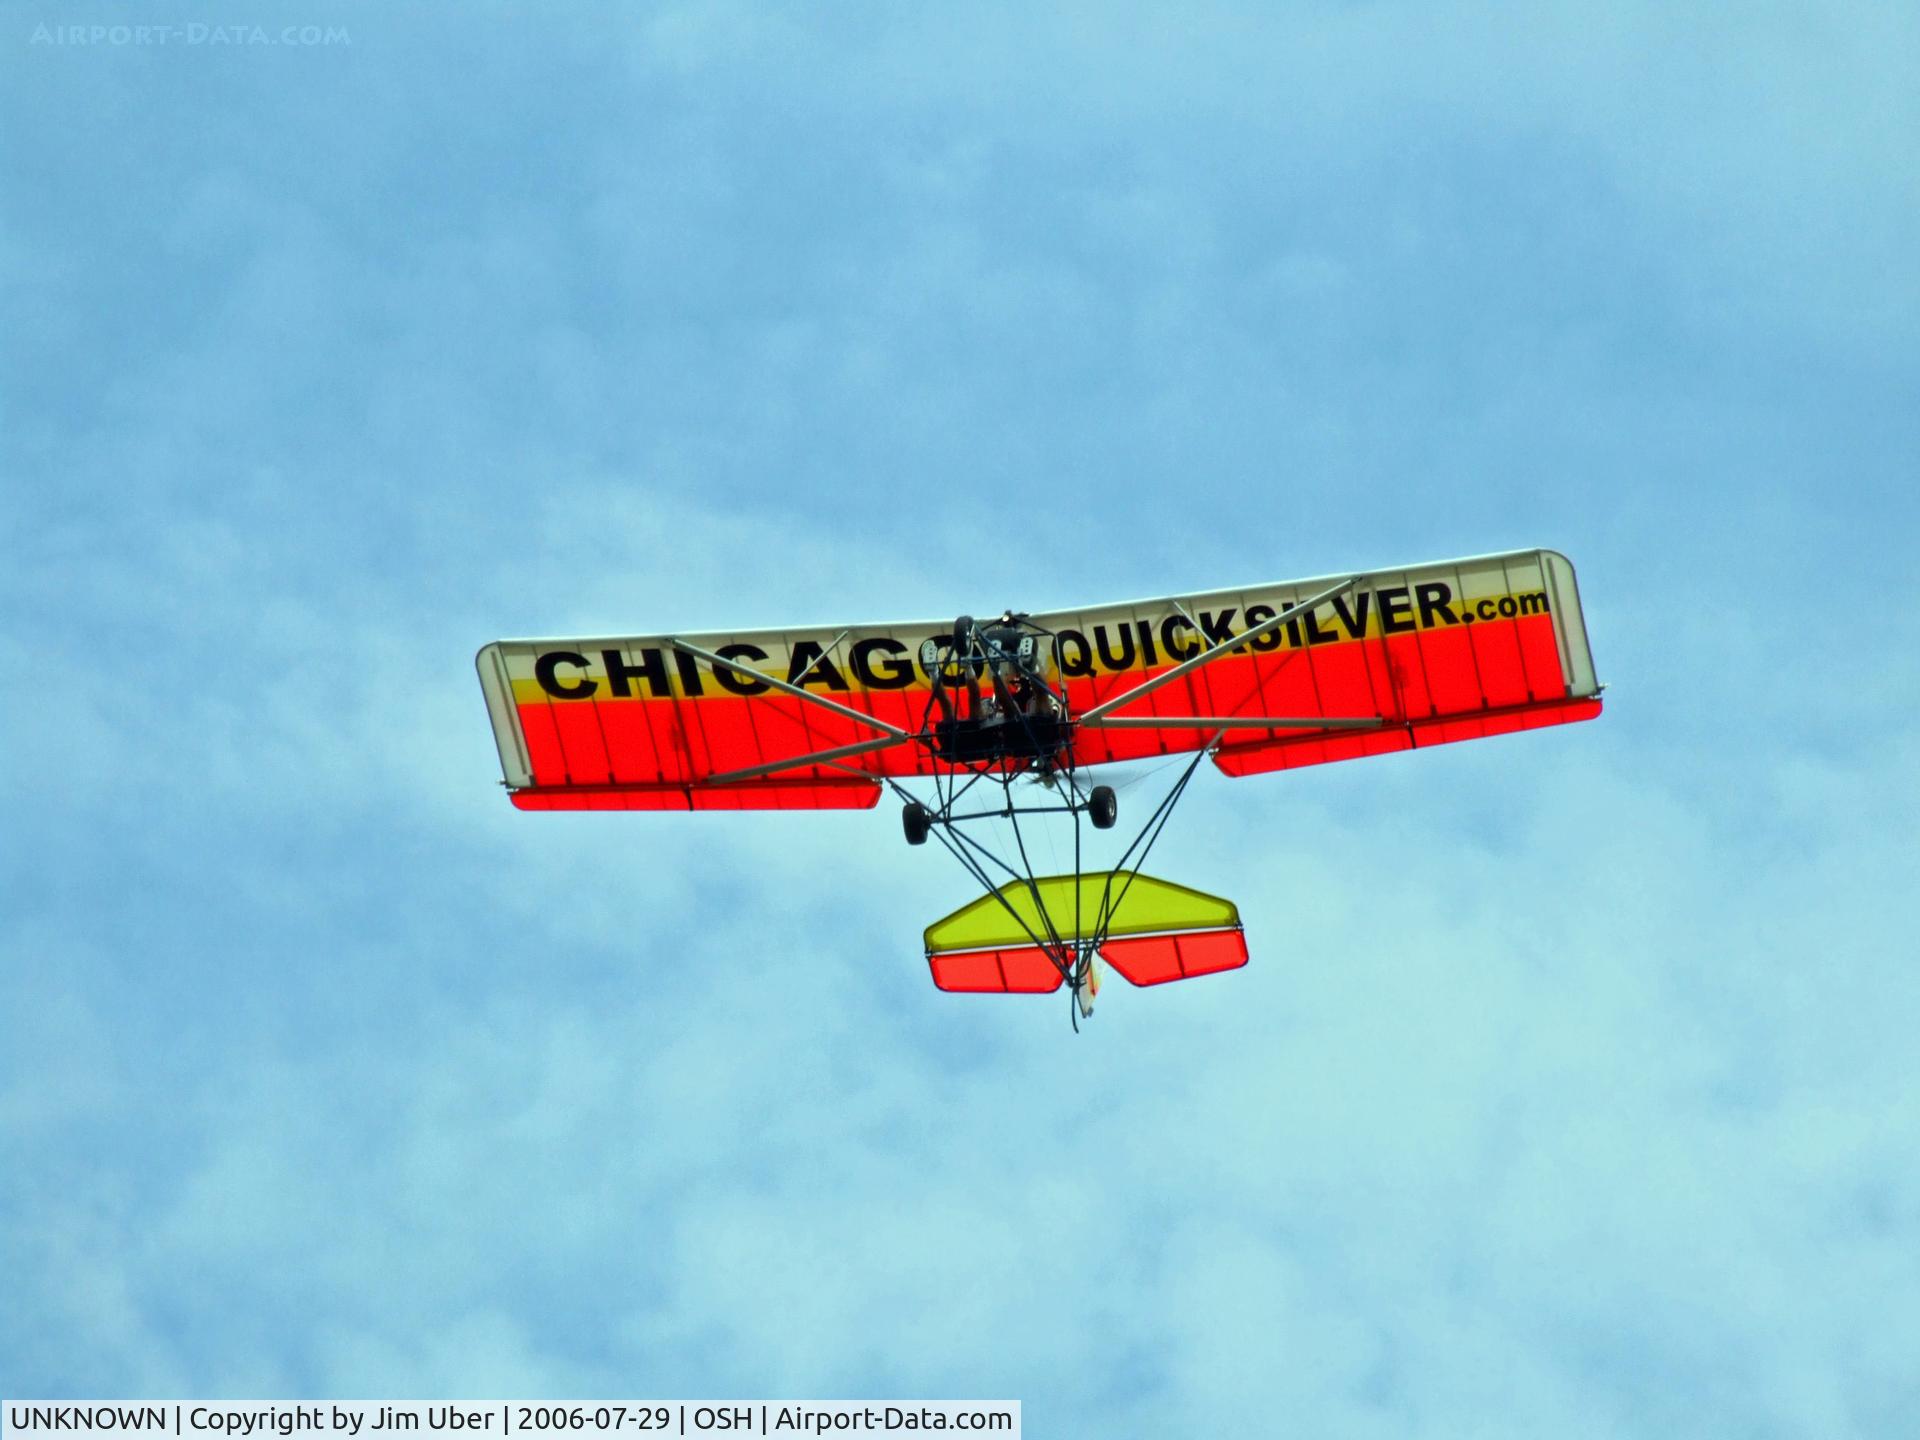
[922,872,1248,1013]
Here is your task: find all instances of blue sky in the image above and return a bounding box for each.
[4,2,1917,1433]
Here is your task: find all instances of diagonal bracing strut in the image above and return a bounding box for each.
[706,734,912,785]
[669,637,913,739]
[1078,576,1363,722]
[669,635,917,787]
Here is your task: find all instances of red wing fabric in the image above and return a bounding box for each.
[476,549,1601,808]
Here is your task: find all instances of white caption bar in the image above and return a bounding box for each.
[3,1404,1019,1440]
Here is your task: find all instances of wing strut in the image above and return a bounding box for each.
[668,637,913,738]
[1078,576,1361,722]
[1084,715,1384,730]
[707,734,910,786]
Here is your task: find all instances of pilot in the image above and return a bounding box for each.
[988,643,1057,724]
[921,630,986,728]
[990,627,1055,716]
[921,618,1054,734]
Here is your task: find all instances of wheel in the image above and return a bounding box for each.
[902,801,932,846]
[1089,785,1117,830]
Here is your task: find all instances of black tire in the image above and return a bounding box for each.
[902,801,932,846]
[1089,785,1117,830]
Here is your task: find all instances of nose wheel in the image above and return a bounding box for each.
[902,801,932,845]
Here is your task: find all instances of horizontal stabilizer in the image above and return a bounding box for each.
[927,946,1067,994]
[1100,928,1248,986]
[924,872,1246,993]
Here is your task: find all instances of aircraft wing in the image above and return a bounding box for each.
[476,618,948,810]
[1045,547,1603,776]
[475,547,1601,811]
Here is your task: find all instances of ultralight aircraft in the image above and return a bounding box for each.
[477,548,1602,1023]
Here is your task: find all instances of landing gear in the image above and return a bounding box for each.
[889,602,1228,1029]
